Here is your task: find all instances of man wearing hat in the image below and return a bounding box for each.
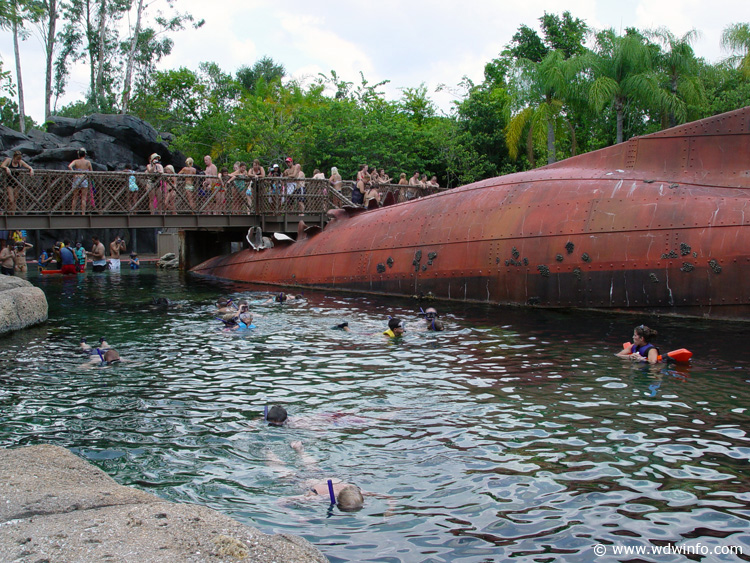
[146,153,164,213]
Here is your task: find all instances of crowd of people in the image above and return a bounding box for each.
[0,230,138,277]
[1,149,441,215]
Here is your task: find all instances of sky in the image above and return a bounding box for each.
[0,0,747,124]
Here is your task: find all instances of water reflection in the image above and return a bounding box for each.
[1,270,749,562]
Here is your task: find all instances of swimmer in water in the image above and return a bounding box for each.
[227,311,254,330]
[80,337,110,354]
[266,405,288,426]
[261,292,303,305]
[383,318,405,338]
[421,307,444,331]
[333,322,350,331]
[83,347,121,367]
[616,324,659,364]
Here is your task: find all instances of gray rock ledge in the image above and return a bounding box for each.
[0,444,328,562]
[0,275,48,335]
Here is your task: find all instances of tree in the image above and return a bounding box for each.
[505,50,581,165]
[120,0,203,113]
[587,29,664,144]
[721,23,750,78]
[236,56,285,95]
[647,27,705,127]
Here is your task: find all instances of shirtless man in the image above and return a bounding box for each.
[109,235,126,271]
[87,235,107,272]
[0,242,15,275]
[69,149,93,214]
[13,240,32,274]
[203,155,218,213]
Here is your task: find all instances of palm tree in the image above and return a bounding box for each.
[721,23,750,78]
[587,29,663,144]
[647,27,706,128]
[505,50,581,166]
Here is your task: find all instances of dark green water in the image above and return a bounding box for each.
[2,269,750,562]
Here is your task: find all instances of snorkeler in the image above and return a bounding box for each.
[261,292,303,305]
[383,318,405,338]
[616,324,659,364]
[80,337,110,354]
[421,307,444,331]
[333,322,350,331]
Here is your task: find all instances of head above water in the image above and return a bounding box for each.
[424,307,438,319]
[336,485,364,511]
[633,324,658,343]
[267,405,287,426]
[276,293,287,303]
[388,318,405,333]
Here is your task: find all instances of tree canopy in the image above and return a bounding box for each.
[2,10,749,185]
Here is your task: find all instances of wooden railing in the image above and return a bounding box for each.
[0,170,444,216]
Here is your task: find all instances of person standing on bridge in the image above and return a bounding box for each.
[203,155,218,215]
[109,236,126,272]
[146,154,164,214]
[69,149,93,214]
[87,236,107,273]
[1,151,34,215]
[178,157,197,211]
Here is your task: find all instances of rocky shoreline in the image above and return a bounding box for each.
[0,445,327,562]
[0,275,48,335]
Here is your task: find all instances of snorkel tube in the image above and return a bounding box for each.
[327,479,336,505]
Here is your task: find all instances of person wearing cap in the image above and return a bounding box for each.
[383,317,405,338]
[268,162,282,211]
[1,151,34,215]
[146,153,164,213]
[69,148,93,214]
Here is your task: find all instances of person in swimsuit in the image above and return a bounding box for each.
[383,317,405,338]
[1,151,34,215]
[178,157,197,211]
[616,324,660,364]
[0,242,16,275]
[87,235,107,272]
[146,153,164,213]
[421,307,444,331]
[13,240,32,274]
[69,149,93,214]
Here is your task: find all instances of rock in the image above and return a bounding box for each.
[157,253,180,270]
[0,275,48,335]
[0,444,327,563]
[1,114,183,171]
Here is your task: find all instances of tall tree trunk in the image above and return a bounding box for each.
[86,0,96,107]
[94,0,107,110]
[546,117,556,164]
[43,0,57,120]
[12,18,26,134]
[121,0,144,114]
[615,98,624,144]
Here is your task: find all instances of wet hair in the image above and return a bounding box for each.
[388,318,404,331]
[102,349,120,364]
[334,322,349,330]
[239,312,253,324]
[267,405,287,425]
[275,293,287,303]
[337,485,364,511]
[634,325,658,342]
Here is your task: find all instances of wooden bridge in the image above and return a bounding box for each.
[0,170,441,232]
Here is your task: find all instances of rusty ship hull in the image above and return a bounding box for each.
[192,107,750,320]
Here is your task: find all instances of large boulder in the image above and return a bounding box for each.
[0,444,327,563]
[0,114,184,171]
[0,275,48,335]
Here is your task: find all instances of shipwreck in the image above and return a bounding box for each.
[192,106,750,320]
